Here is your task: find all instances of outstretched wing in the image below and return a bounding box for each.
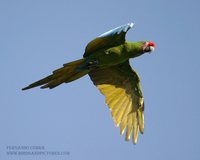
[89,61,144,144]
[84,23,134,57]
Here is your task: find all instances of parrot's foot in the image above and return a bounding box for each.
[86,59,99,69]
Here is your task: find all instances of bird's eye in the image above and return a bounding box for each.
[144,46,151,52]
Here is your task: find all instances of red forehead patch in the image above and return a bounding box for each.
[148,42,156,47]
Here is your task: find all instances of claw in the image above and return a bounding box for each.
[87,59,99,69]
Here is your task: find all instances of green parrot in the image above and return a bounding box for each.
[22,23,156,144]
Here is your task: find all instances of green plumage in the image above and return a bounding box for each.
[84,41,145,68]
[22,23,155,144]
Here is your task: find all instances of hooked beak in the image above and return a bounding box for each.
[149,46,155,53]
[143,42,156,53]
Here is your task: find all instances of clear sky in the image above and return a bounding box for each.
[0,0,200,159]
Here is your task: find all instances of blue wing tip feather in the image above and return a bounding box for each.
[128,22,134,28]
[99,22,135,38]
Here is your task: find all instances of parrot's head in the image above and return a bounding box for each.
[142,41,156,53]
[127,41,156,58]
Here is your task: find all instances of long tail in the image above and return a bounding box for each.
[22,59,89,90]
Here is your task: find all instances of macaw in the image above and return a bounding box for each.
[22,23,156,144]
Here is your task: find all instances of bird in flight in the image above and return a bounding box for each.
[22,23,156,144]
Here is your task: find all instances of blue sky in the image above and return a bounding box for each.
[0,0,200,159]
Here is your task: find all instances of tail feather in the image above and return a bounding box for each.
[41,70,88,89]
[22,59,88,90]
[53,59,83,74]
